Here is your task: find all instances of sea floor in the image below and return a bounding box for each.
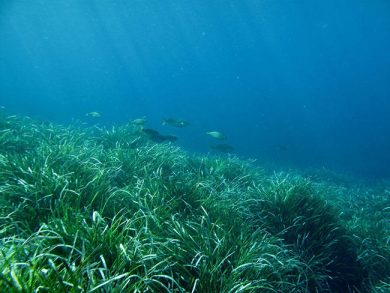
[0,113,389,292]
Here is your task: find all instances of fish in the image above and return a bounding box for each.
[141,128,178,143]
[85,111,101,118]
[142,128,160,137]
[276,145,288,151]
[142,129,166,143]
[131,117,147,126]
[210,143,235,153]
[206,131,226,140]
[161,118,190,128]
[163,134,178,142]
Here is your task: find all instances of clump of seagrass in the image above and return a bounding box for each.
[244,174,367,292]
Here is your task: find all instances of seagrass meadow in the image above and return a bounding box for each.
[0,112,389,292]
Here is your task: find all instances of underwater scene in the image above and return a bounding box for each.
[0,1,389,292]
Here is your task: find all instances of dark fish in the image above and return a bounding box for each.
[163,134,178,142]
[210,143,235,153]
[161,118,190,128]
[142,128,178,143]
[276,145,288,151]
[142,128,160,137]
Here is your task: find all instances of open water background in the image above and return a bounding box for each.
[1,0,390,179]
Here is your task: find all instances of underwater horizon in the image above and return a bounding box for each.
[1,1,390,180]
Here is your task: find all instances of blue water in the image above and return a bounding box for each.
[1,1,390,179]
